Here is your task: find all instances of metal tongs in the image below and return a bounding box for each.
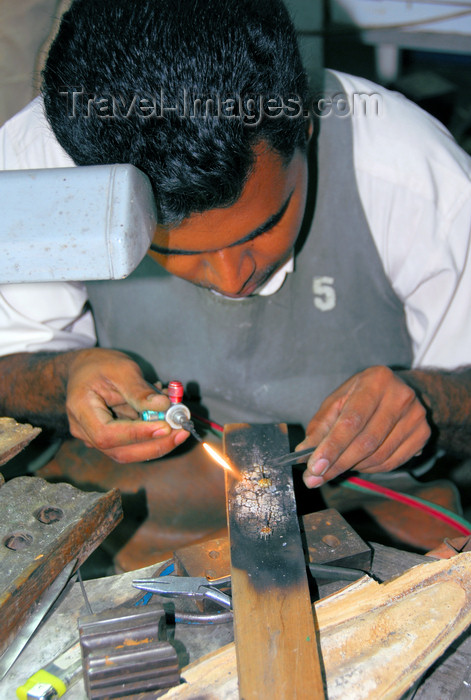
[271,446,316,467]
[132,575,232,610]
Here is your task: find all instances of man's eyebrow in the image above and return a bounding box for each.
[150,191,293,256]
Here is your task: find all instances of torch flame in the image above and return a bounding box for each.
[203,442,242,480]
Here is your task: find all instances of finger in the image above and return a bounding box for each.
[123,383,171,414]
[304,392,383,479]
[110,403,141,420]
[295,397,346,454]
[296,372,368,456]
[89,367,171,415]
[69,372,172,434]
[355,416,431,474]
[308,405,397,480]
[353,399,429,471]
[307,376,420,478]
[303,472,327,489]
[302,427,425,490]
[302,372,361,435]
[319,392,428,481]
[69,399,173,450]
[101,429,190,464]
[303,402,430,488]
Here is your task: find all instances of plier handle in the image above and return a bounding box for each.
[132,575,232,610]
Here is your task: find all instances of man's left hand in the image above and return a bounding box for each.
[298,366,431,488]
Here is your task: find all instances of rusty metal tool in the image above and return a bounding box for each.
[0,559,76,680]
[133,575,232,610]
[0,476,122,668]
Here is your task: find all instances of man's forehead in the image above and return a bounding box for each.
[150,192,293,256]
[150,146,303,255]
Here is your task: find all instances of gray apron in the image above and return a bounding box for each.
[87,72,412,428]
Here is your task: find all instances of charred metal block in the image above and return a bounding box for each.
[302,508,372,572]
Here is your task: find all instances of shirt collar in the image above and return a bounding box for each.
[210,255,294,300]
[256,256,294,296]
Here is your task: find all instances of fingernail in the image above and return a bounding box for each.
[305,475,325,489]
[152,428,169,438]
[147,393,164,404]
[309,458,330,476]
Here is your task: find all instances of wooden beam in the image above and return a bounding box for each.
[224,423,325,699]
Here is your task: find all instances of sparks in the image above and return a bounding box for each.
[203,442,242,480]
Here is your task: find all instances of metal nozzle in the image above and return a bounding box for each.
[164,403,191,429]
[181,420,204,443]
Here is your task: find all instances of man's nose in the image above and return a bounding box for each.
[204,248,256,296]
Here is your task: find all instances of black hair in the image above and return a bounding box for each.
[42,0,309,225]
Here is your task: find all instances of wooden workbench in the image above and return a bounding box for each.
[2,543,471,699]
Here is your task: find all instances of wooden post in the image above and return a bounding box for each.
[224,423,325,699]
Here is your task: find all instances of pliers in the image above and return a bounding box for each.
[132,575,232,610]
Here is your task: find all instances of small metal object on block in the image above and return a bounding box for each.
[303,508,372,571]
[79,607,180,698]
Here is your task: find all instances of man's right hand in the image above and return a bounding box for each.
[66,348,189,463]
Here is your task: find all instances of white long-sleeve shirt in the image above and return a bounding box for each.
[1,71,471,369]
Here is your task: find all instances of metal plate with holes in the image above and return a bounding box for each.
[303,508,372,570]
[0,476,122,658]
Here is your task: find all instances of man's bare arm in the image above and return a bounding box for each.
[397,367,471,457]
[0,349,189,462]
[0,351,72,433]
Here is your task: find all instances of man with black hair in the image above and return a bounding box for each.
[0,0,471,503]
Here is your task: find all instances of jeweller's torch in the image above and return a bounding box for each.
[141,380,240,479]
[141,380,203,442]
